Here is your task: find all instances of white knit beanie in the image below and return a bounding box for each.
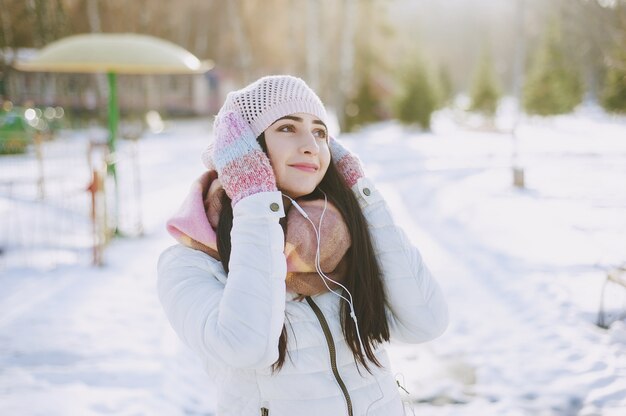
[215,75,328,138]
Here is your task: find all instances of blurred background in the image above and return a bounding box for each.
[1,1,626,415]
[0,0,625,130]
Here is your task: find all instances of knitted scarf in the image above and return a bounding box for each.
[166,171,351,297]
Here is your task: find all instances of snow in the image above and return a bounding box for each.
[1,108,625,415]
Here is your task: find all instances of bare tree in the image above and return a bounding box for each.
[193,0,212,58]
[174,2,192,50]
[84,0,107,107]
[226,0,252,83]
[305,0,321,90]
[286,0,300,75]
[512,0,527,105]
[335,0,357,129]
[86,0,101,32]
[0,0,15,99]
[0,0,14,52]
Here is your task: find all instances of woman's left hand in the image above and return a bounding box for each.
[328,135,365,188]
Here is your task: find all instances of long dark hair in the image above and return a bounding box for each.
[216,133,390,374]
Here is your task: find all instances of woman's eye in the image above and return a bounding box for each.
[313,129,327,139]
[278,125,295,132]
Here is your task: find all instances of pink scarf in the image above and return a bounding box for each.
[166,171,351,296]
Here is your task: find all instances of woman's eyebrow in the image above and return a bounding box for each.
[276,115,302,122]
[313,120,327,128]
[273,115,327,129]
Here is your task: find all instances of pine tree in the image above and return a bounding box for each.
[344,75,383,132]
[523,21,583,115]
[435,65,454,109]
[469,49,500,116]
[601,47,626,114]
[395,60,436,130]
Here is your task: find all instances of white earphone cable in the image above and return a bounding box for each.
[282,191,386,414]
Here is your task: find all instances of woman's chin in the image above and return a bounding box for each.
[280,184,318,199]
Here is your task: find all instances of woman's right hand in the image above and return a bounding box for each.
[210,111,278,206]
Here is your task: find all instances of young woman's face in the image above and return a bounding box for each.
[264,112,331,199]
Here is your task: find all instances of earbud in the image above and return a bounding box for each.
[291,200,309,219]
[281,194,309,219]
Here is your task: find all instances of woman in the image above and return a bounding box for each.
[158,75,448,415]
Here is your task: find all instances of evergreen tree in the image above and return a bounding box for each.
[395,59,436,130]
[434,65,454,109]
[344,75,383,132]
[523,21,583,115]
[469,49,500,116]
[601,47,626,114]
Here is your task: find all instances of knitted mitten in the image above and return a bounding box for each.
[200,142,216,171]
[328,136,365,188]
[212,111,278,206]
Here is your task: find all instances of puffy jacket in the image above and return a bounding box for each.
[157,177,448,416]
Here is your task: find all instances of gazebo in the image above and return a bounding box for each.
[15,33,213,235]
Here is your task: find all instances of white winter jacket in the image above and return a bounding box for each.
[157,177,448,416]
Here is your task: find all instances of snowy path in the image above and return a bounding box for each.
[347,121,626,415]
[1,116,625,415]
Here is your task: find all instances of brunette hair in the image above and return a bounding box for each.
[216,133,390,374]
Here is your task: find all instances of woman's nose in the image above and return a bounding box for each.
[299,131,319,154]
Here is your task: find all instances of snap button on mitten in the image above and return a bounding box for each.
[270,202,280,212]
[363,188,371,196]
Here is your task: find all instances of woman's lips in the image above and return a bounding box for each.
[289,164,319,173]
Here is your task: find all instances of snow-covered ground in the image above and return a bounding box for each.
[1,108,625,415]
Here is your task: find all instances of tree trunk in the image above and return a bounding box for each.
[175,2,191,50]
[512,0,526,108]
[226,0,252,83]
[86,0,102,32]
[193,0,212,58]
[0,0,14,100]
[138,0,150,33]
[0,0,14,49]
[287,0,299,74]
[306,0,320,91]
[86,0,107,110]
[334,0,358,130]
[54,0,68,38]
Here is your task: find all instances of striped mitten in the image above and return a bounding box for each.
[212,111,278,206]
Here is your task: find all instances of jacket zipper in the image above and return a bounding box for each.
[305,296,354,416]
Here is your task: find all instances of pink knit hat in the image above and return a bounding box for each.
[219,75,328,137]
[202,75,327,169]
[202,75,328,170]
